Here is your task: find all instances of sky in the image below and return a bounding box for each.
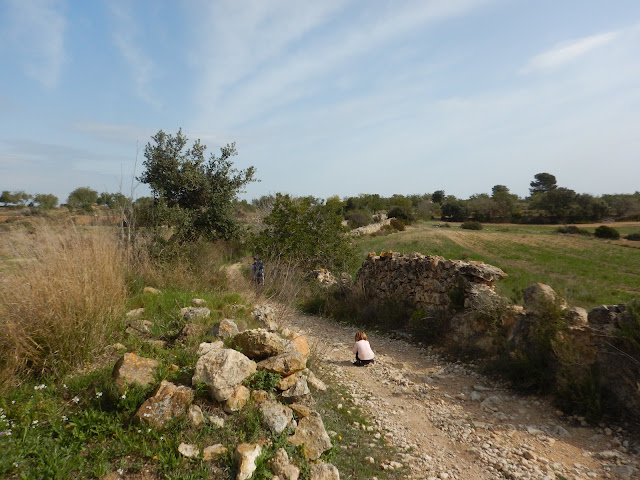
[1,0,639,204]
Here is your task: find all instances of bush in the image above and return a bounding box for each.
[594,225,620,239]
[387,205,416,224]
[625,233,640,241]
[556,225,590,235]
[389,218,405,231]
[344,210,370,229]
[460,221,482,230]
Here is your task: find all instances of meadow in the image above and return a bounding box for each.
[354,221,640,309]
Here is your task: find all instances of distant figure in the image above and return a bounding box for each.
[352,330,375,366]
[251,257,265,286]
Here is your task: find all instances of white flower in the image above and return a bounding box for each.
[117,468,124,475]
[72,396,80,404]
[63,384,67,389]
[121,394,126,399]
[61,415,68,421]
[95,392,103,398]
[13,462,18,468]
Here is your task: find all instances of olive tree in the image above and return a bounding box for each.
[138,129,256,242]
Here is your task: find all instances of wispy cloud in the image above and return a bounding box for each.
[73,121,155,145]
[3,0,67,88]
[108,1,159,108]
[520,31,620,74]
[190,0,495,129]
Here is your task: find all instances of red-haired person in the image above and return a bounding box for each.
[353,331,375,366]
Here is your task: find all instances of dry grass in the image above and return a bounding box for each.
[0,222,129,390]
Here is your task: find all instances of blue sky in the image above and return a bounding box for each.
[1,0,639,203]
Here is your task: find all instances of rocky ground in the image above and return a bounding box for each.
[285,313,640,480]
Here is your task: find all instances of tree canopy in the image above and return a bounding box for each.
[138,129,256,242]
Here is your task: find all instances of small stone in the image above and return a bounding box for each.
[178,443,199,458]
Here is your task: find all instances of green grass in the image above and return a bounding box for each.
[355,221,640,309]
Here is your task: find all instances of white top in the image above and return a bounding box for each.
[353,339,375,361]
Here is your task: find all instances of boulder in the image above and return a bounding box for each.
[192,349,256,402]
[235,443,261,480]
[209,319,239,339]
[289,403,312,418]
[305,370,327,392]
[281,377,311,404]
[310,463,340,480]
[134,380,194,429]
[252,304,278,331]
[566,307,588,328]
[177,323,206,342]
[523,283,567,315]
[113,353,159,393]
[259,400,294,434]
[191,298,206,306]
[278,371,304,391]
[224,385,250,413]
[233,329,291,360]
[290,334,311,359]
[197,341,224,356]
[269,448,300,480]
[180,307,211,321]
[588,304,623,325]
[288,412,332,460]
[258,352,306,376]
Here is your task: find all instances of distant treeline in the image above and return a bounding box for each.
[3,172,640,225]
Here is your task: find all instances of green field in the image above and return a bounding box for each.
[354,221,640,309]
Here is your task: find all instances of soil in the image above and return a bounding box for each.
[284,312,640,480]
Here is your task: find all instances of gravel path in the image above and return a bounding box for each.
[286,313,640,480]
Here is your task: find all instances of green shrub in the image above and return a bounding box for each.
[625,232,640,241]
[556,225,590,235]
[243,370,282,393]
[389,218,405,231]
[594,225,620,239]
[387,205,416,224]
[460,220,482,230]
[344,210,370,229]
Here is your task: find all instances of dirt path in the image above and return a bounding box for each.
[284,313,640,480]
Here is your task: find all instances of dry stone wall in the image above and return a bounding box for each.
[356,251,507,312]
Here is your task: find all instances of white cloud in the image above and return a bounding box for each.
[190,0,495,128]
[3,0,67,88]
[520,31,620,74]
[73,121,155,145]
[108,1,159,108]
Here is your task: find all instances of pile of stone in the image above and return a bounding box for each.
[116,301,339,480]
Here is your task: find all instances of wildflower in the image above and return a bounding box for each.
[13,462,18,468]
[61,415,68,421]
[121,394,126,399]
[63,384,67,389]
[11,400,15,404]
[72,396,80,404]
[32,420,39,426]
[95,391,103,398]
[160,435,164,441]
[117,468,124,475]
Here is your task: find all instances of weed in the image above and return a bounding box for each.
[243,370,282,393]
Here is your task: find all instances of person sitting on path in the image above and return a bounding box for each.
[352,330,375,366]
[251,257,265,286]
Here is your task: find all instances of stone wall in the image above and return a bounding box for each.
[355,251,507,312]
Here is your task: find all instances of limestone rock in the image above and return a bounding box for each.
[197,341,224,356]
[178,443,200,458]
[566,306,588,327]
[588,304,623,325]
[203,444,227,461]
[224,385,250,413]
[178,323,206,342]
[189,404,205,427]
[113,353,159,393]
[252,304,278,331]
[289,403,312,418]
[209,319,239,339]
[235,443,261,480]
[125,307,145,318]
[523,283,567,315]
[143,286,160,295]
[192,349,256,402]
[305,370,327,391]
[288,412,332,460]
[232,329,291,360]
[251,389,270,404]
[269,448,300,480]
[135,380,194,429]
[278,371,304,391]
[258,352,306,376]
[281,377,311,404]
[180,306,211,321]
[290,334,311,359]
[191,298,206,306]
[310,462,340,480]
[259,400,294,434]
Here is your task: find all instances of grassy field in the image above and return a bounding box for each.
[354,221,640,309]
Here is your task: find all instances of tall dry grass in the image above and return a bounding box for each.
[0,223,128,389]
